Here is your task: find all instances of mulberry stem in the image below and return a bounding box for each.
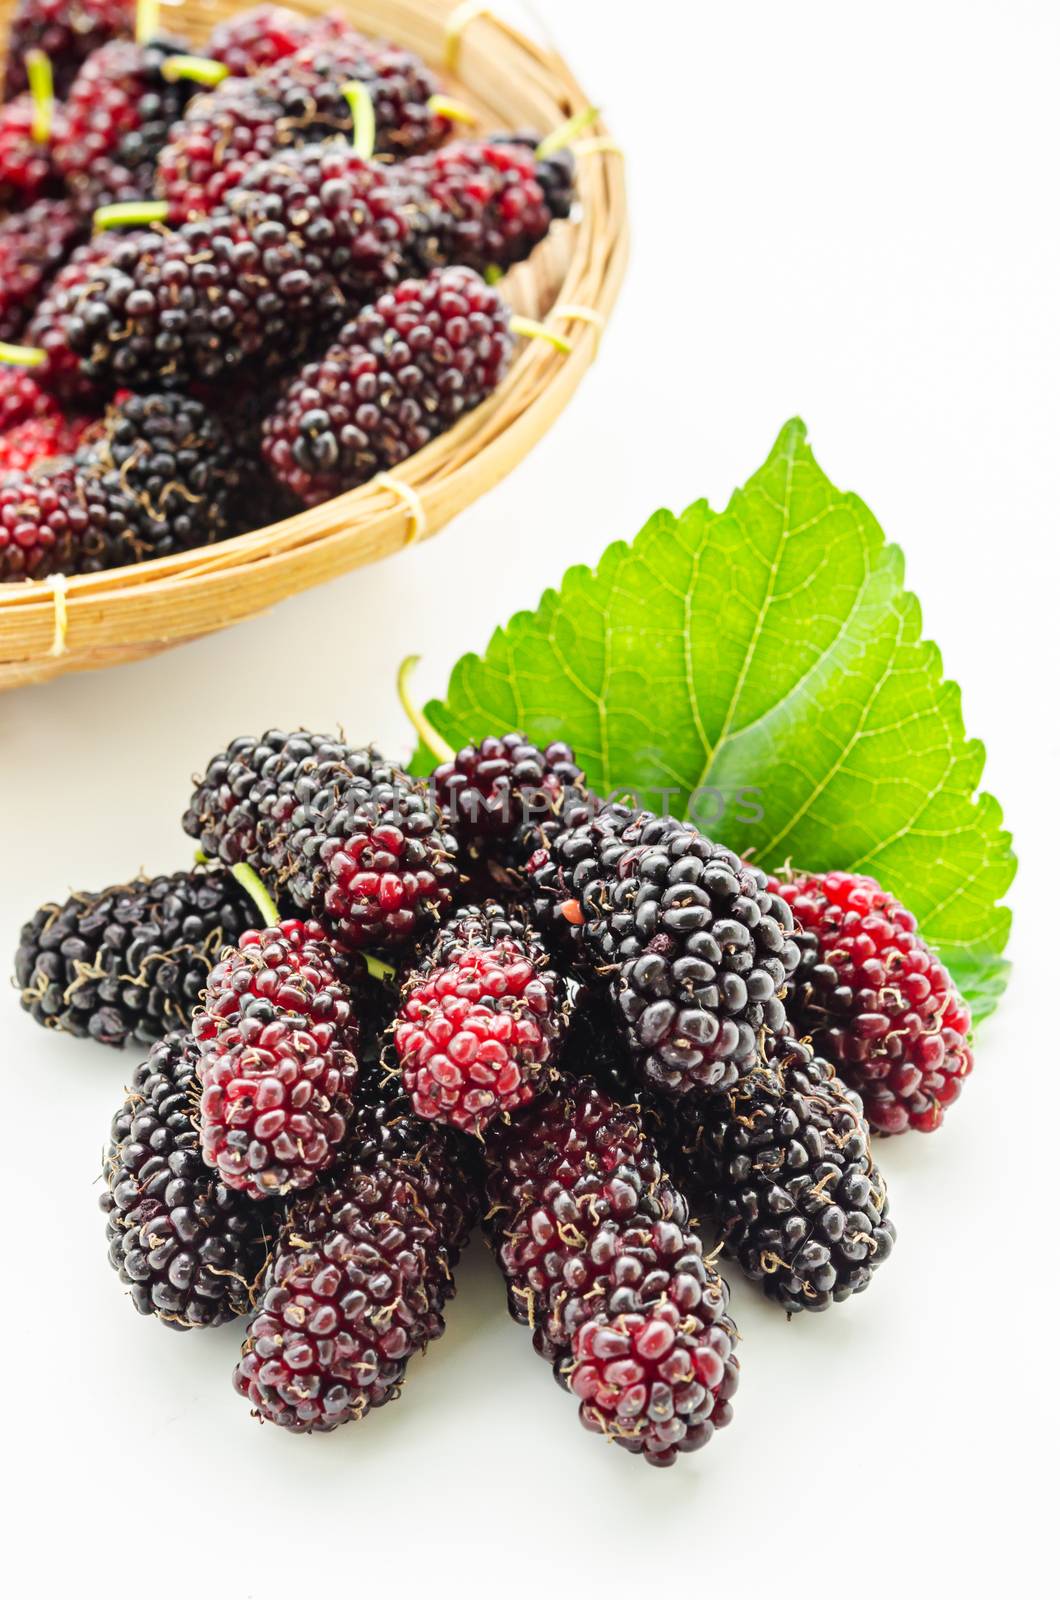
[93,200,170,231]
[536,105,600,159]
[135,0,161,45]
[397,654,455,764]
[26,50,53,144]
[230,864,281,929]
[428,94,477,125]
[342,81,375,161]
[510,315,572,354]
[0,342,46,367]
[161,54,231,87]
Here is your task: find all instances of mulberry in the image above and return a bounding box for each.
[0,462,83,579]
[261,267,513,506]
[532,808,800,1096]
[1,388,237,580]
[234,1079,479,1430]
[25,229,133,402]
[0,93,59,209]
[0,197,84,343]
[193,917,360,1199]
[184,734,460,954]
[655,1035,896,1313]
[484,1073,739,1465]
[67,144,418,388]
[205,6,358,78]
[53,35,196,214]
[15,865,258,1047]
[0,367,56,431]
[770,869,974,1133]
[154,36,446,221]
[101,1031,276,1328]
[71,389,240,567]
[394,901,564,1134]
[405,136,575,275]
[4,0,133,100]
[431,730,596,891]
[0,407,92,471]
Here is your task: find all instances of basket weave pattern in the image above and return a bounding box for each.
[0,0,627,687]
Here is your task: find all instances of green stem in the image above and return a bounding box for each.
[363,953,398,984]
[135,0,161,45]
[26,49,53,144]
[342,81,375,160]
[161,54,231,87]
[0,342,46,367]
[93,200,170,231]
[427,93,477,125]
[510,315,572,354]
[396,655,455,764]
[231,863,281,928]
[536,104,600,160]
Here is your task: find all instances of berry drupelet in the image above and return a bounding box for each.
[154,36,446,221]
[405,135,576,275]
[234,1077,480,1431]
[0,197,84,342]
[184,734,460,953]
[3,0,133,100]
[395,901,565,1135]
[53,35,197,214]
[205,5,358,77]
[485,1072,739,1465]
[655,1034,896,1313]
[101,1031,277,1328]
[532,807,800,1097]
[193,917,360,1200]
[15,865,259,1047]
[431,730,596,891]
[262,267,513,506]
[770,869,974,1134]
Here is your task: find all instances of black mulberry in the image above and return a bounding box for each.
[101,1032,277,1328]
[15,864,258,1046]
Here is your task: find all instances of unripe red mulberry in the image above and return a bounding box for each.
[193,918,360,1199]
[394,902,564,1134]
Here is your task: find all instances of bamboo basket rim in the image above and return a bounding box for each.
[0,0,628,688]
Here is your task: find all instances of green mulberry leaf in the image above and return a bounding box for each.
[414,419,1015,1023]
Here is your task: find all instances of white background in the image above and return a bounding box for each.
[2,1,1057,1592]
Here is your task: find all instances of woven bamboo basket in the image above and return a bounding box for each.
[0,0,627,688]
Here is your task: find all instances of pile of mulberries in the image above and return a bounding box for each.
[15,695,982,1469]
[0,1,579,585]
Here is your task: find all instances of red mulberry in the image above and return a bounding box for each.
[193,918,360,1199]
[394,902,564,1134]
[770,869,973,1133]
